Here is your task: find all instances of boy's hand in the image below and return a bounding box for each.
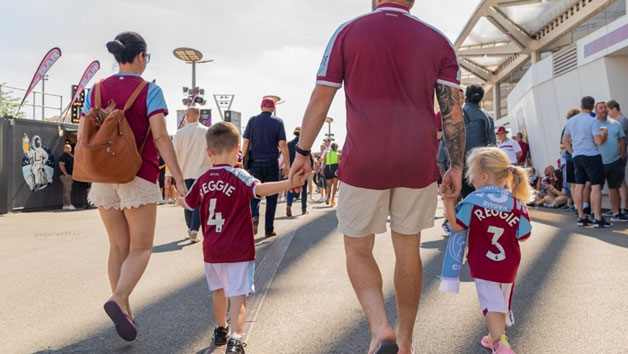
[291,170,304,188]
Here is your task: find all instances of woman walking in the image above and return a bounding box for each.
[82,32,186,341]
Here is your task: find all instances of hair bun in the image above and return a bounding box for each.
[106,40,126,55]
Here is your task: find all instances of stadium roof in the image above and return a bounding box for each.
[455,0,618,85]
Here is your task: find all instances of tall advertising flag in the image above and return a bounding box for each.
[62,60,100,121]
[16,47,62,115]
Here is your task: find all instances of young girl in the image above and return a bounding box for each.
[443,147,532,354]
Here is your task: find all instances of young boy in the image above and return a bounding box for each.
[179,122,303,353]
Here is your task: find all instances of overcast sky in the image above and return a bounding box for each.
[1,0,479,145]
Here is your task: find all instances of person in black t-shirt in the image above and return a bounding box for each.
[58,144,76,210]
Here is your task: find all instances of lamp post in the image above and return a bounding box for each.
[173,47,213,98]
[325,117,334,141]
[41,75,49,120]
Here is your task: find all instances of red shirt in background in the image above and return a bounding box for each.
[517,140,530,165]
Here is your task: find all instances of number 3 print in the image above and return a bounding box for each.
[486,226,506,261]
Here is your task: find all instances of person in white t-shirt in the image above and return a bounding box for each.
[173,107,213,243]
[496,127,522,164]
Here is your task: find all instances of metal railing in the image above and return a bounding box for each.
[0,84,63,120]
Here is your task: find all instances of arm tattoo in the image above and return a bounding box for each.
[436,84,466,169]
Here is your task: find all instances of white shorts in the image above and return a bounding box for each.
[337,182,438,237]
[475,279,514,316]
[89,177,162,210]
[204,261,255,298]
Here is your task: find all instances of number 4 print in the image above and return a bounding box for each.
[207,198,225,232]
[486,226,506,262]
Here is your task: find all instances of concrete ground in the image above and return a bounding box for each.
[1,196,628,354]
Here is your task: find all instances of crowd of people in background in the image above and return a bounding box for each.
[436,84,628,232]
[495,96,628,229]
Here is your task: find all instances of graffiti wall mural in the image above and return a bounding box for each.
[21,133,55,191]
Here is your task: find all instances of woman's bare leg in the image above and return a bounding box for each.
[108,204,157,318]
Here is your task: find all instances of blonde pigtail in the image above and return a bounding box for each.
[510,165,531,203]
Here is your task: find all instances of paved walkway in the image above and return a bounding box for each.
[1,197,628,353]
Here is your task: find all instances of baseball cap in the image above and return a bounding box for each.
[261,98,276,109]
[496,126,509,134]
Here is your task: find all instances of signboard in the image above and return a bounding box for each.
[200,109,211,127]
[176,110,186,129]
[224,110,242,135]
[64,61,100,122]
[70,85,85,124]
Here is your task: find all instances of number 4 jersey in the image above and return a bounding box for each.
[456,193,532,284]
[184,164,260,263]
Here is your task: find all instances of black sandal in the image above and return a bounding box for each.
[374,341,399,354]
[104,300,137,341]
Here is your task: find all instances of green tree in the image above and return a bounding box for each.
[0,83,26,118]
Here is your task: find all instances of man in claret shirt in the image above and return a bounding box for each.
[179,122,301,353]
[289,0,466,353]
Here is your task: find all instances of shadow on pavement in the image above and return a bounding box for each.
[531,208,628,248]
[322,233,453,353]
[33,211,338,354]
[323,218,570,353]
[152,238,195,253]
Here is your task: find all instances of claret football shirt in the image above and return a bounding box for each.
[456,197,532,283]
[316,3,461,190]
[184,164,260,263]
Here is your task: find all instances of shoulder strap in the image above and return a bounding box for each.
[94,82,102,109]
[123,81,149,112]
[123,80,150,153]
[138,128,152,154]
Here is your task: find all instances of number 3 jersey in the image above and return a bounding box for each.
[455,188,532,284]
[184,164,260,263]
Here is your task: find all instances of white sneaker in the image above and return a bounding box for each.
[62,206,69,210]
[189,231,201,243]
[67,205,76,211]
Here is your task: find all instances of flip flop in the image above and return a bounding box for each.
[374,341,399,354]
[104,300,137,341]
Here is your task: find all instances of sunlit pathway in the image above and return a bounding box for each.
[2,199,628,354]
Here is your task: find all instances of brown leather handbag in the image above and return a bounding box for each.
[73,81,151,184]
